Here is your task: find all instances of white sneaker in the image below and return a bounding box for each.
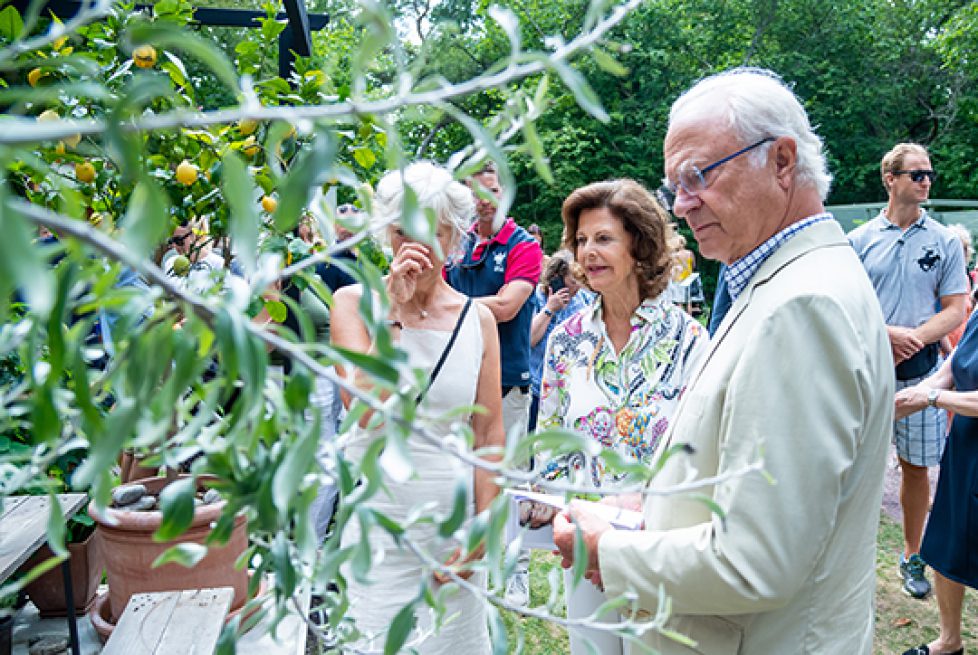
[504,571,530,607]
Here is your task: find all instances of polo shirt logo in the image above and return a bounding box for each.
[493,251,506,272]
[918,245,940,272]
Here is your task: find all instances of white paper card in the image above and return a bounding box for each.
[504,489,644,550]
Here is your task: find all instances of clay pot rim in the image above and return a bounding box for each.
[89,474,231,531]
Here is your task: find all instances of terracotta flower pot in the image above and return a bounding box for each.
[89,475,249,623]
[23,532,101,617]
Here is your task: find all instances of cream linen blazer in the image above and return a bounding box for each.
[597,220,893,654]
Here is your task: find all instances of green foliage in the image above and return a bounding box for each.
[3,0,875,650]
[394,0,978,304]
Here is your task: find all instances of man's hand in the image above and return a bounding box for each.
[552,501,613,588]
[887,325,924,364]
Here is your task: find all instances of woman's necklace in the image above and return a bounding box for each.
[405,299,430,320]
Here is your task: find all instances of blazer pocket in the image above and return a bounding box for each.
[657,614,744,655]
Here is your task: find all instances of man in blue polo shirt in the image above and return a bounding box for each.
[446,161,542,606]
[848,143,969,600]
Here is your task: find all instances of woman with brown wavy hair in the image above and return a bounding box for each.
[535,179,709,655]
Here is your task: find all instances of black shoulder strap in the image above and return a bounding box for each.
[415,298,473,404]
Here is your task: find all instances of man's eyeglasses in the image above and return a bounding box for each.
[892,169,937,184]
[337,203,358,216]
[169,232,191,246]
[659,137,775,211]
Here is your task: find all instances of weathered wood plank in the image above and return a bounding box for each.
[155,588,233,653]
[0,493,88,582]
[102,588,233,655]
[0,496,28,520]
[102,591,180,655]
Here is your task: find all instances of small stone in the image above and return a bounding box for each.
[202,488,222,505]
[112,484,147,507]
[29,635,68,655]
[129,496,157,511]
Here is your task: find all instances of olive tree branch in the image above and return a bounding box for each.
[0,0,641,145]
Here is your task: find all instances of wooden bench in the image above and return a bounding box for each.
[0,493,88,655]
[102,587,234,655]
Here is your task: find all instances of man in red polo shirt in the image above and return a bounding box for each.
[446,161,542,606]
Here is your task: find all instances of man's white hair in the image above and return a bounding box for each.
[670,67,833,201]
[372,161,474,255]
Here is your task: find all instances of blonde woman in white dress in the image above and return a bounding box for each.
[332,162,504,654]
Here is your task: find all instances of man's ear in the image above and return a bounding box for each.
[773,137,798,190]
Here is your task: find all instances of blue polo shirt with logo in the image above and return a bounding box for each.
[446,218,542,388]
[848,210,968,328]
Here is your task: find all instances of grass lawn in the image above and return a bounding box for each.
[502,513,978,654]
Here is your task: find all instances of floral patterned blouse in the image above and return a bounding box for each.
[537,294,709,487]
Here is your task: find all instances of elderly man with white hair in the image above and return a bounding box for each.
[552,67,893,654]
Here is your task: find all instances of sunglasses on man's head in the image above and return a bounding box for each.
[337,204,358,216]
[892,169,937,184]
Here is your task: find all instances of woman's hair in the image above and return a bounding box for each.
[372,161,474,258]
[880,143,929,191]
[540,249,573,288]
[560,179,673,300]
[670,67,833,201]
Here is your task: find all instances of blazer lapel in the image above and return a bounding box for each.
[655,220,849,455]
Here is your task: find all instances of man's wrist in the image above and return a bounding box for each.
[543,308,554,317]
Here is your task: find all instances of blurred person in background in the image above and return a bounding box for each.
[527,249,593,432]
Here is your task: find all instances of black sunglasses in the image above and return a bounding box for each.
[892,169,937,184]
[169,233,191,245]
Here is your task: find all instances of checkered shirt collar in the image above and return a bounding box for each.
[725,213,833,301]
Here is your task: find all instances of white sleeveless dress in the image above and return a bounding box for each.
[340,305,490,654]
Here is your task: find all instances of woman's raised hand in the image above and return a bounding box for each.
[547,288,571,313]
[387,242,433,304]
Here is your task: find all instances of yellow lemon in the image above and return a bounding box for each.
[63,133,81,148]
[241,136,260,157]
[55,142,65,155]
[52,35,68,51]
[75,161,96,183]
[238,119,258,136]
[37,109,60,122]
[132,45,157,69]
[28,68,44,87]
[303,70,326,86]
[261,195,278,213]
[175,160,199,186]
